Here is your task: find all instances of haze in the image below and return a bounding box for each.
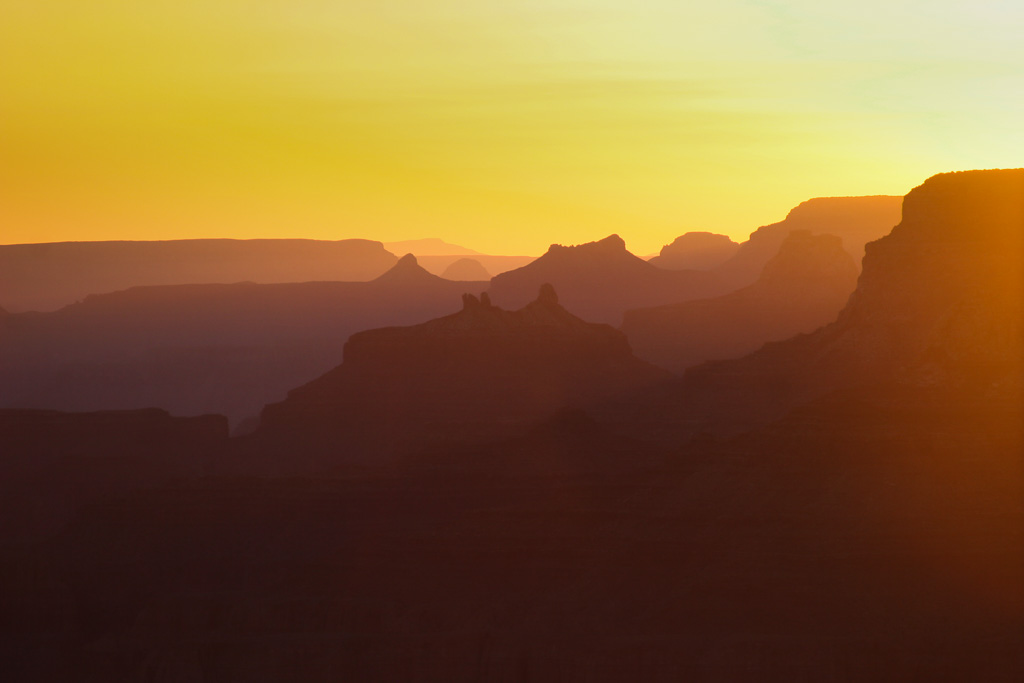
[3,1,1022,254]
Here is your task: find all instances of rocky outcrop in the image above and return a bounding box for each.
[648,232,739,270]
[0,238,398,312]
[624,231,859,372]
[256,284,668,460]
[632,169,1024,438]
[487,235,724,325]
[0,255,487,424]
[441,257,491,281]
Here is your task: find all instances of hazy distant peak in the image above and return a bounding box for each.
[372,252,440,285]
[383,238,481,256]
[442,257,491,281]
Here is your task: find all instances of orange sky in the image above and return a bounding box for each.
[2,2,1022,255]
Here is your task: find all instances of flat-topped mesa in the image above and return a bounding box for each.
[256,284,668,457]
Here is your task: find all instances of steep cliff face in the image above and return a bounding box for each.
[487,235,723,325]
[648,232,739,271]
[639,169,1024,437]
[624,231,858,372]
[257,285,668,460]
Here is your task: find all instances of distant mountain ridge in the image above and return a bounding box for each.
[0,255,486,424]
[488,234,724,325]
[488,196,901,326]
[0,238,397,312]
[382,238,481,255]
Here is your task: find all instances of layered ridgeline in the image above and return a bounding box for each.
[0,238,398,313]
[632,169,1024,438]
[624,231,859,373]
[488,235,724,325]
[489,196,900,326]
[0,255,485,424]
[256,284,668,461]
[384,237,536,280]
[1,172,1021,681]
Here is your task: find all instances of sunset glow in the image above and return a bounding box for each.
[2,1,1022,254]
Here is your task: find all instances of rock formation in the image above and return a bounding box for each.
[648,231,739,270]
[256,283,669,461]
[441,257,491,281]
[624,231,859,372]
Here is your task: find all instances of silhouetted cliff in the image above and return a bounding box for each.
[624,231,858,372]
[256,284,668,462]
[633,169,1023,438]
[0,238,398,312]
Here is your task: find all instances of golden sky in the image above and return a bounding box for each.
[2,1,1022,255]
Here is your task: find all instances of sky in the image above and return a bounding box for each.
[2,1,1022,255]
